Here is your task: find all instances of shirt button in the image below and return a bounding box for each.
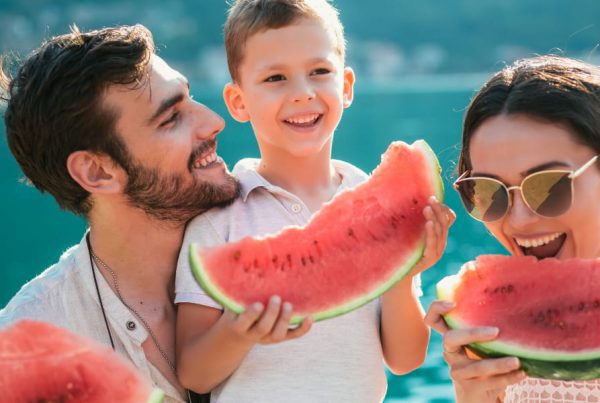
[291,203,302,213]
[126,321,136,331]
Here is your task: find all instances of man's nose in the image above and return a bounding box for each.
[193,103,225,140]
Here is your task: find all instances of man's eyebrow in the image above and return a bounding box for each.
[146,81,190,126]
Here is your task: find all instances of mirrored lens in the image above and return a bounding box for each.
[522,171,572,217]
[456,178,509,221]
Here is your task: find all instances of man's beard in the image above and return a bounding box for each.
[122,157,240,224]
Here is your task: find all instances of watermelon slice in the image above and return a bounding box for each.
[437,255,600,380]
[189,140,443,323]
[0,320,164,402]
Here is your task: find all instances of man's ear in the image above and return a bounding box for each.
[342,67,356,108]
[223,82,250,122]
[66,151,123,194]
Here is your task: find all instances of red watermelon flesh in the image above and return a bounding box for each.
[437,255,600,380]
[0,320,164,403]
[190,140,444,323]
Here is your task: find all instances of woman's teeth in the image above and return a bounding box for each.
[285,113,320,125]
[193,151,217,169]
[514,232,563,248]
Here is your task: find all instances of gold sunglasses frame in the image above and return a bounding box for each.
[453,155,599,222]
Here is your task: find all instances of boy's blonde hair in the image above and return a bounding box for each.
[224,0,346,83]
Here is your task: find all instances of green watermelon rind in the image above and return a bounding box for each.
[190,231,425,325]
[413,139,445,202]
[189,139,443,325]
[437,274,600,380]
[147,388,165,403]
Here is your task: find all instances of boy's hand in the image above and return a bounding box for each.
[221,295,312,346]
[413,196,455,274]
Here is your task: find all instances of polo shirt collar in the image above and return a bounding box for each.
[233,157,358,202]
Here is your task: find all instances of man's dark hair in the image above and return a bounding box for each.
[1,24,155,215]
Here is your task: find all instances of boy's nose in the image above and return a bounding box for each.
[290,79,315,103]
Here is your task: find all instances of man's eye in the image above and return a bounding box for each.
[265,74,285,82]
[311,68,330,75]
[160,112,179,127]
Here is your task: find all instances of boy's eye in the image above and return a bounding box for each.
[311,68,331,75]
[264,74,285,82]
[160,111,179,127]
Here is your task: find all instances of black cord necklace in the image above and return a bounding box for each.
[85,233,199,403]
[87,233,115,350]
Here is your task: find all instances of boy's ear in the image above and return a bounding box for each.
[342,67,356,108]
[66,151,123,195]
[223,82,250,122]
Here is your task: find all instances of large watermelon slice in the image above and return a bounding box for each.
[437,255,600,380]
[0,320,164,402]
[189,140,443,323]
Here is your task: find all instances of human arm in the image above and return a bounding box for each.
[424,301,526,403]
[380,197,454,374]
[175,297,312,394]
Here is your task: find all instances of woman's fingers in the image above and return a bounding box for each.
[443,326,499,352]
[424,300,454,334]
[451,356,520,380]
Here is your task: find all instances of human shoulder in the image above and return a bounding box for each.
[333,159,369,188]
[0,242,84,328]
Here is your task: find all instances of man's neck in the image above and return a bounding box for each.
[87,202,185,303]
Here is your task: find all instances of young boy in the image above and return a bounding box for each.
[175,1,454,402]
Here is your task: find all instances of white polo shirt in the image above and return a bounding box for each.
[176,158,422,403]
[0,235,186,403]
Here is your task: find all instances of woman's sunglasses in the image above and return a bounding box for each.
[454,155,598,222]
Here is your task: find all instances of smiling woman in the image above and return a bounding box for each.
[426,55,600,402]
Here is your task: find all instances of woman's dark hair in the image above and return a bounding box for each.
[1,24,154,215]
[459,55,600,175]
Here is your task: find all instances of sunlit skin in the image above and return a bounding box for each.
[105,55,230,190]
[426,114,600,402]
[470,114,600,260]
[227,18,353,161]
[177,16,455,393]
[73,55,237,395]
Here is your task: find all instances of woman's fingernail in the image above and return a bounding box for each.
[481,327,499,336]
[506,357,520,368]
[441,301,455,308]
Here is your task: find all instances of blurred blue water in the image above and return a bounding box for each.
[0,80,506,401]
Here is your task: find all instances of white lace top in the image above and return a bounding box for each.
[504,378,600,402]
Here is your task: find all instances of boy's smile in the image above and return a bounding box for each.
[224,17,354,159]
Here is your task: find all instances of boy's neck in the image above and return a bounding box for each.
[257,146,341,213]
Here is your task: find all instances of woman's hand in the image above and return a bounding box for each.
[425,300,526,403]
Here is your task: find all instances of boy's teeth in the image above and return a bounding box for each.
[515,232,563,248]
[286,113,319,124]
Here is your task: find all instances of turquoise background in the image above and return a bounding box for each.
[0,79,506,401]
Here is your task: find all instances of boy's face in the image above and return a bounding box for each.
[225,18,354,158]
